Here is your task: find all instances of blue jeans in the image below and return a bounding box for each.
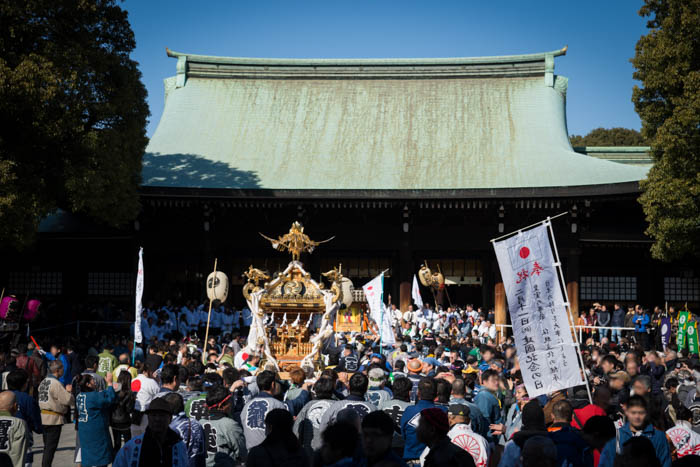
[611,328,621,343]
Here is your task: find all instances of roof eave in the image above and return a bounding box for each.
[139,180,641,200]
[164,46,568,68]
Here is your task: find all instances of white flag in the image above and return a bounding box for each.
[134,247,144,344]
[493,223,583,398]
[412,275,424,309]
[362,273,395,346]
[363,273,384,324]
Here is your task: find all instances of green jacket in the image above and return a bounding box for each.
[97,351,118,377]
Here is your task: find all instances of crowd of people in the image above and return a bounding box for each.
[0,298,698,467]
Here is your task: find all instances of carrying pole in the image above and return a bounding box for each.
[202,258,218,364]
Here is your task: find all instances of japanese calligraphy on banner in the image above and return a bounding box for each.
[134,247,144,344]
[493,223,584,398]
[677,311,690,351]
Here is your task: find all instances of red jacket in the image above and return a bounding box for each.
[571,403,606,430]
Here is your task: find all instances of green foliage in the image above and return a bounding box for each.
[569,127,647,147]
[0,0,148,248]
[632,0,700,261]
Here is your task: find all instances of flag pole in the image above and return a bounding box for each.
[133,247,144,366]
[546,218,593,405]
[490,211,569,243]
[202,258,218,364]
[379,272,384,351]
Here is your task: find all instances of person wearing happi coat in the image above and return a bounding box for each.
[75,373,118,467]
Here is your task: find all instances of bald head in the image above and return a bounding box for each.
[0,391,16,412]
[119,353,130,364]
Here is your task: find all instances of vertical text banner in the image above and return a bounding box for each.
[493,223,584,398]
[412,274,424,309]
[363,273,395,346]
[677,311,690,351]
[134,247,144,344]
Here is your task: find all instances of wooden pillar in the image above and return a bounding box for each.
[566,251,581,323]
[495,281,506,338]
[567,282,579,323]
[400,281,411,313]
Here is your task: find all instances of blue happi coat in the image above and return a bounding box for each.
[77,386,117,467]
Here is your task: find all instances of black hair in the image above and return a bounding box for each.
[418,377,436,401]
[78,374,95,393]
[481,369,500,382]
[262,409,300,452]
[257,370,277,392]
[676,405,692,421]
[615,436,660,467]
[435,379,451,403]
[5,369,28,391]
[178,366,190,386]
[222,367,239,387]
[349,373,369,395]
[392,377,412,402]
[394,360,405,371]
[361,410,394,436]
[202,372,223,388]
[164,392,185,414]
[626,395,648,411]
[205,385,231,409]
[313,377,335,400]
[84,355,98,369]
[160,364,179,385]
[322,422,358,457]
[601,355,619,367]
[664,377,679,390]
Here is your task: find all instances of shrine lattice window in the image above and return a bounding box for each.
[664,277,700,302]
[580,276,636,301]
[87,273,134,296]
[7,272,63,295]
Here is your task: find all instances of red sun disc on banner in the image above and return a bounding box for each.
[519,247,530,259]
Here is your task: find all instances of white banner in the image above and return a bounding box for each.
[493,223,583,398]
[134,247,144,344]
[363,273,395,346]
[412,274,424,309]
[363,273,384,322]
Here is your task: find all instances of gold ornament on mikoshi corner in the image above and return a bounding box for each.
[260,221,335,261]
[242,266,270,302]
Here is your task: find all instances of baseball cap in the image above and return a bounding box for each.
[422,357,440,367]
[448,404,471,417]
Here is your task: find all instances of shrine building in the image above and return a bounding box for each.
[5,47,699,327]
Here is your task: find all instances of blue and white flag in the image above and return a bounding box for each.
[493,223,583,398]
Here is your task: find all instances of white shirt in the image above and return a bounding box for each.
[132,375,160,412]
[448,423,490,467]
[667,420,700,458]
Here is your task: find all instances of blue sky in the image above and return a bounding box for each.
[123,0,649,138]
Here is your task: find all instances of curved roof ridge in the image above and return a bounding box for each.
[164,46,568,67]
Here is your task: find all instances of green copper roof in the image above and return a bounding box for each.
[143,47,648,191]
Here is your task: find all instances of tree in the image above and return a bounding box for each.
[0,0,148,248]
[569,127,647,146]
[632,0,700,261]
